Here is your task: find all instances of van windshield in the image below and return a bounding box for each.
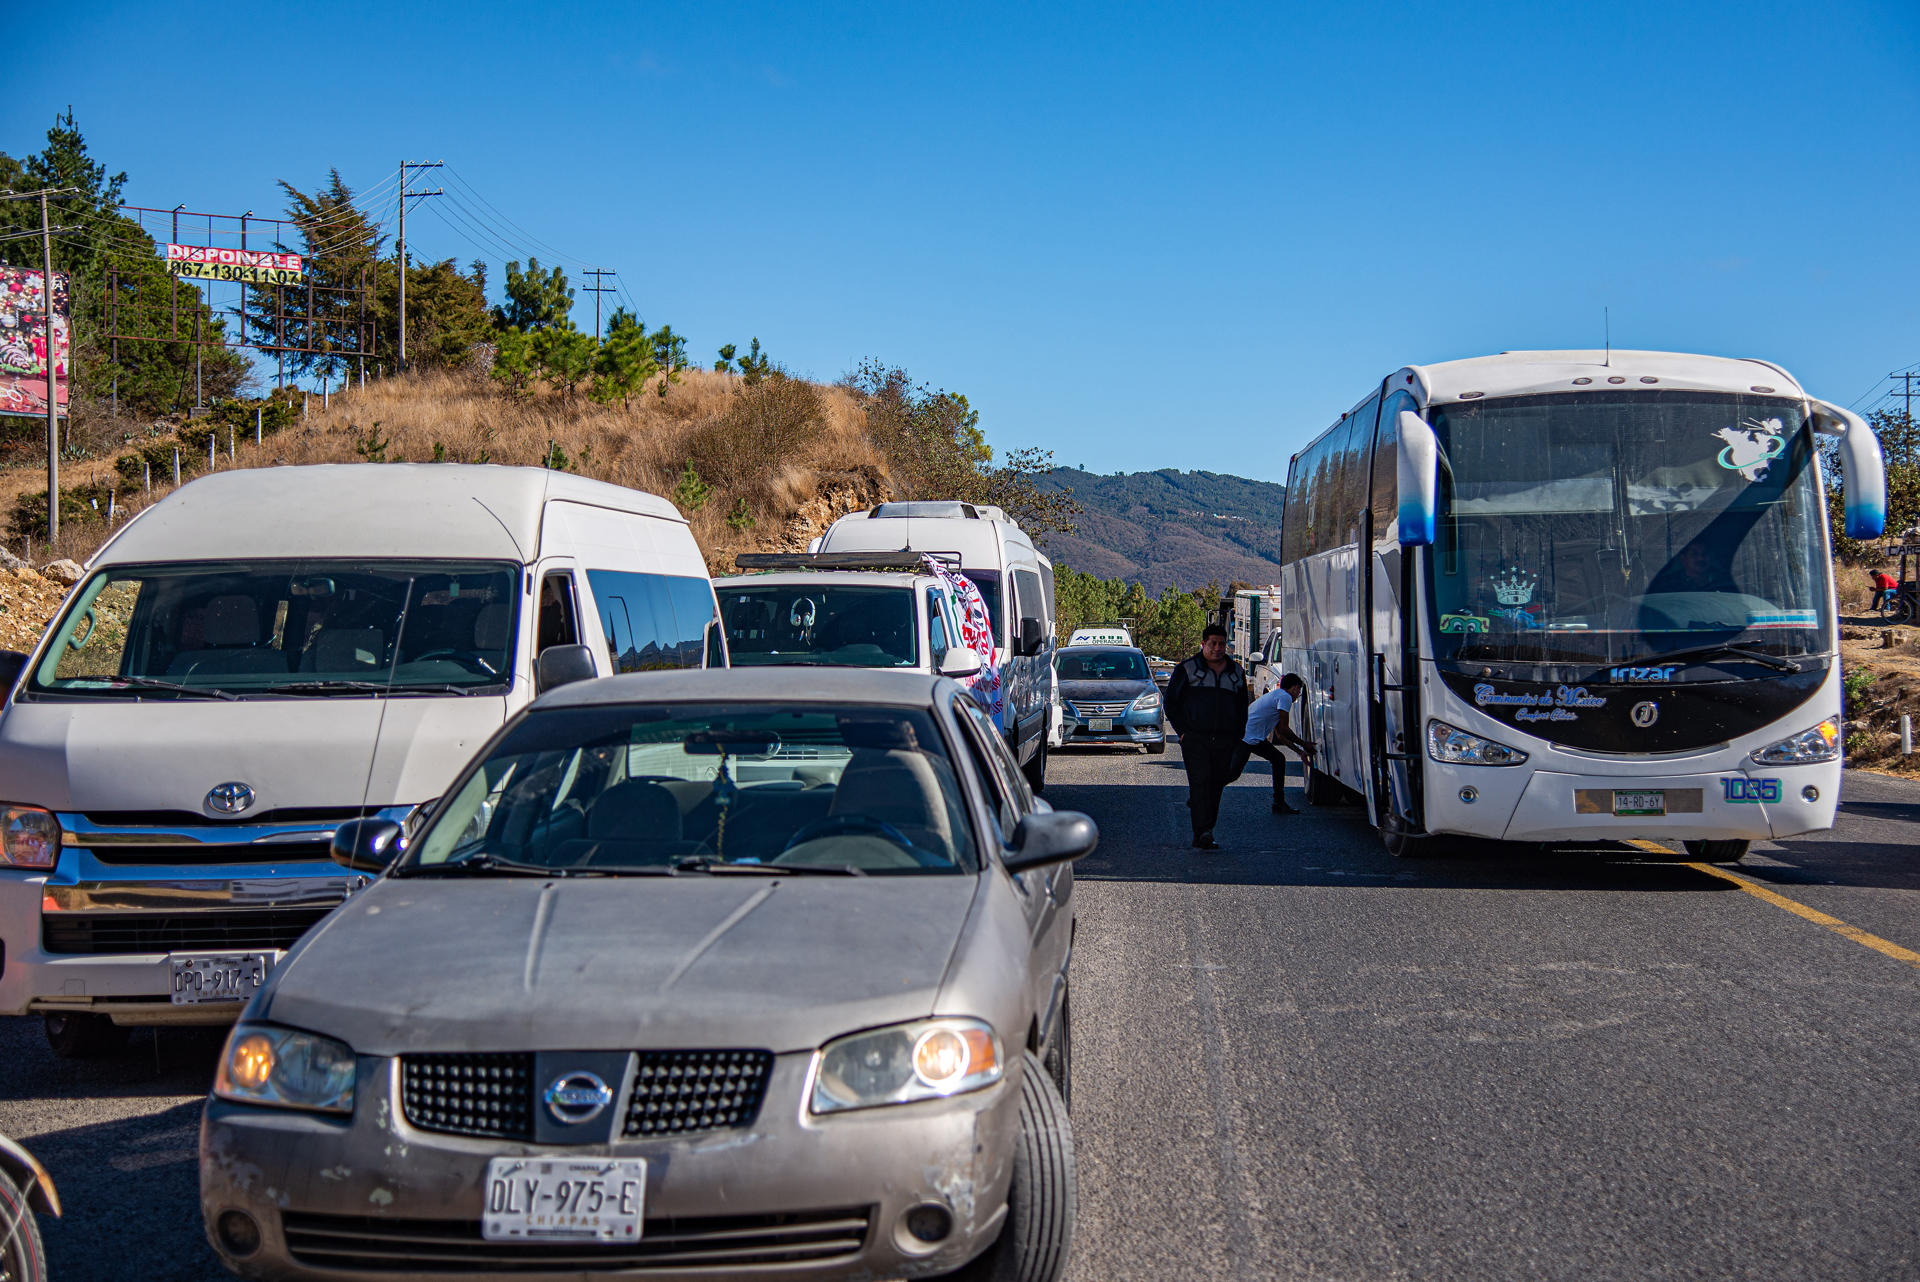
[29,560,519,698]
[719,583,919,668]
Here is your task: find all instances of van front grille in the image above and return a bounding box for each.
[41,907,333,954]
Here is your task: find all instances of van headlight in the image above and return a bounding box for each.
[1426,720,1528,766]
[1750,719,1840,765]
[214,1023,356,1114]
[0,804,60,869]
[811,1018,1001,1114]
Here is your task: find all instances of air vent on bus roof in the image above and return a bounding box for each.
[870,501,1009,521]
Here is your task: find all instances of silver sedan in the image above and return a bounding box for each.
[198,670,1092,1281]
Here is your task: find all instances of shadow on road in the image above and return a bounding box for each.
[23,1099,221,1282]
[0,1019,224,1104]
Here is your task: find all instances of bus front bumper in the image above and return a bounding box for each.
[1424,763,1839,844]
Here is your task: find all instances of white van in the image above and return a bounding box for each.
[815,501,1056,789]
[0,464,720,1055]
[1068,626,1133,647]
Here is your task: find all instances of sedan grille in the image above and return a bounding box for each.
[281,1207,872,1272]
[397,1049,774,1143]
[1069,700,1132,718]
[41,907,332,954]
[624,1049,773,1137]
[401,1053,535,1141]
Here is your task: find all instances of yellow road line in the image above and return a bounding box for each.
[1625,838,1920,971]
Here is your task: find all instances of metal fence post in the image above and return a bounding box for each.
[1903,714,1913,757]
[255,407,262,445]
[173,448,180,486]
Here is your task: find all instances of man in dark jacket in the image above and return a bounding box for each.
[1164,623,1248,850]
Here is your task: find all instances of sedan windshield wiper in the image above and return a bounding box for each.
[672,857,865,877]
[401,851,579,878]
[99,677,239,701]
[1627,643,1803,674]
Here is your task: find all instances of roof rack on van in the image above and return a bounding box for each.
[868,501,1013,523]
[733,550,960,573]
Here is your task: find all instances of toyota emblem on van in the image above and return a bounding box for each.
[206,782,256,815]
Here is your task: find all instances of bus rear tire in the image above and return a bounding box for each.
[1683,839,1749,864]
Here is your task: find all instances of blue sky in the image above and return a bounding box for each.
[8,0,1918,482]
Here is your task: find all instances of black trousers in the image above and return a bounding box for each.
[1182,731,1239,838]
[1230,739,1292,799]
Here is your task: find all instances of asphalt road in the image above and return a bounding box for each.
[3,745,1918,1280]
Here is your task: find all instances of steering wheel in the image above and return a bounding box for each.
[779,814,924,863]
[409,649,498,676]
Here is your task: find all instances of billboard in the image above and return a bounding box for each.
[165,243,306,285]
[0,268,69,419]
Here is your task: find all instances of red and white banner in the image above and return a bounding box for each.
[165,244,303,272]
[923,554,1006,728]
[0,268,69,419]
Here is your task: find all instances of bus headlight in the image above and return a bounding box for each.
[1750,719,1839,765]
[1426,720,1528,766]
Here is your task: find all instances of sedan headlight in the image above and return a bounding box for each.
[1426,719,1528,766]
[0,804,59,869]
[811,1018,1001,1114]
[1130,691,1161,713]
[214,1023,356,1114]
[1750,719,1840,765]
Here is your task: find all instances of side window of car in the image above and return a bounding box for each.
[926,589,951,664]
[954,700,1018,842]
[964,700,1034,815]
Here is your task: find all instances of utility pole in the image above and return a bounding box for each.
[581,268,618,341]
[396,160,443,372]
[1893,370,1917,424]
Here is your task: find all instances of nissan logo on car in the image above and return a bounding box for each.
[206,782,256,815]
[544,1071,614,1125]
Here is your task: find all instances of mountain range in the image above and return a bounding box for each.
[1032,468,1286,592]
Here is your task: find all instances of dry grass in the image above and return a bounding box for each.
[2,366,892,575]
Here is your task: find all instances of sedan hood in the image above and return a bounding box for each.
[1058,679,1153,705]
[263,874,981,1055]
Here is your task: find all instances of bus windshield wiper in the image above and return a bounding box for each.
[102,677,240,701]
[1631,643,1803,674]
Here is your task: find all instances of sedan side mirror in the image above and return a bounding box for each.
[1003,810,1098,873]
[330,818,404,873]
[938,645,983,677]
[0,649,28,696]
[536,643,598,693]
[1016,616,1046,657]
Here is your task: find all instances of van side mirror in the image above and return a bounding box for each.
[1003,810,1098,873]
[1016,616,1045,657]
[938,646,983,677]
[1396,409,1439,547]
[0,649,28,696]
[1813,400,1887,539]
[330,818,403,873]
[536,643,598,693]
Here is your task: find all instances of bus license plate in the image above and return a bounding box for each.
[1613,791,1666,816]
[169,953,272,1004]
[483,1157,645,1242]
[1088,718,1113,732]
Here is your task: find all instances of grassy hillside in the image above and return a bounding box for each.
[1034,467,1285,591]
[6,367,892,574]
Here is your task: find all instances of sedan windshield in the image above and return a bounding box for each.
[1056,649,1149,681]
[30,560,517,697]
[720,584,919,668]
[405,703,978,875]
[1426,391,1831,665]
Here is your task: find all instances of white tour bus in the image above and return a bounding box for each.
[1280,350,1885,860]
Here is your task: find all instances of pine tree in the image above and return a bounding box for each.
[493,258,573,330]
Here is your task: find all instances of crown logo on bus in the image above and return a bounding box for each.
[1489,567,1538,606]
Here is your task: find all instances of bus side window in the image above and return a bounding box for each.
[1343,394,1381,544]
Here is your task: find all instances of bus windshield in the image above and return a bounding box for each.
[1425,391,1830,665]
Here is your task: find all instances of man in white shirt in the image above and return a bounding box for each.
[1233,674,1316,814]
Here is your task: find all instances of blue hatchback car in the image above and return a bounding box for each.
[1054,646,1165,754]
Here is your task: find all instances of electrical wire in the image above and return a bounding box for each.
[442,166,601,271]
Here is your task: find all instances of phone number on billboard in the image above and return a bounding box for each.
[166,261,306,286]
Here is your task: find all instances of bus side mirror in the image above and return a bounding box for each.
[1396,409,1439,547]
[1813,400,1886,540]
